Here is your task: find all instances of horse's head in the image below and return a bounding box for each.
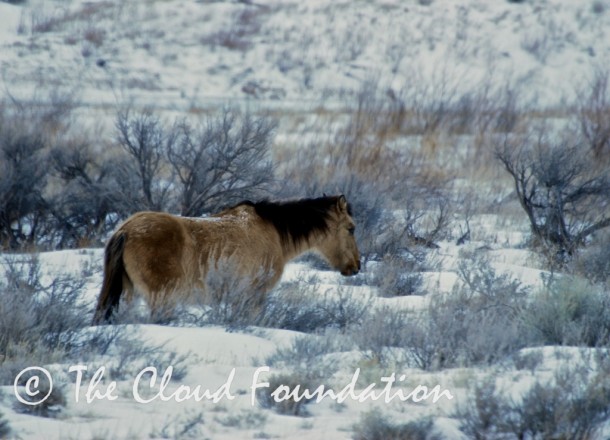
[317,195,361,276]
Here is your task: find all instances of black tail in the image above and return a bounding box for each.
[93,232,126,324]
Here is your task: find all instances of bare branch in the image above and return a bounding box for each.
[495,127,610,262]
[166,109,276,216]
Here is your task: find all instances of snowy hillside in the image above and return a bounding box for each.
[1,0,610,439]
[1,0,609,110]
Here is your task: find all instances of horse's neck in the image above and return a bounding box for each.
[282,232,323,262]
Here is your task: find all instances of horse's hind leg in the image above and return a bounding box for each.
[147,283,183,324]
[122,237,187,323]
[122,273,135,304]
[120,267,175,323]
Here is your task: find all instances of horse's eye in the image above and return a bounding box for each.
[348,226,355,235]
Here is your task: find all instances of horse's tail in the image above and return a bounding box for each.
[93,232,127,324]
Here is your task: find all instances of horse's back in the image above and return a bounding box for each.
[189,205,285,285]
[119,211,191,253]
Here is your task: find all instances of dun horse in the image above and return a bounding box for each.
[93,195,360,323]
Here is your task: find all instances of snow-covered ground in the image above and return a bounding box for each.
[0,218,594,440]
[1,0,609,438]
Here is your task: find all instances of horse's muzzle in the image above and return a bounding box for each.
[341,260,361,276]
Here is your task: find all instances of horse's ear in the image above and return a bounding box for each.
[337,195,348,212]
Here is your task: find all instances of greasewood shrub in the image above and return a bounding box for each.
[523,276,610,347]
[352,409,441,440]
[0,255,89,384]
[456,366,610,439]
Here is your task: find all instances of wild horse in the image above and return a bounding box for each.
[93,195,360,323]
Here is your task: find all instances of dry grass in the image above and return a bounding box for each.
[21,1,116,35]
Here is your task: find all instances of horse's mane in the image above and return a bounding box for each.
[237,196,350,246]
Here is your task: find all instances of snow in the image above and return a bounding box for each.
[136,325,280,366]
[0,3,20,44]
[1,0,609,113]
[0,233,592,438]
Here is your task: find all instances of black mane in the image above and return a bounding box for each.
[239,196,346,246]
